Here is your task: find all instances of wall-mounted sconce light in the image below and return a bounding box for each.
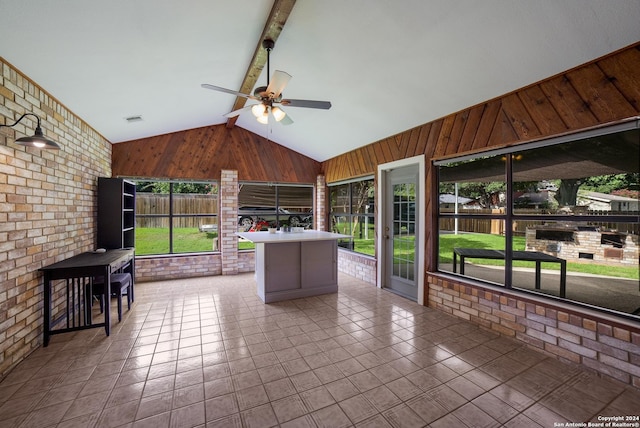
[0,113,60,149]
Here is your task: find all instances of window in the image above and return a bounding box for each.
[329,178,375,256]
[238,183,314,250]
[134,181,218,255]
[436,119,640,318]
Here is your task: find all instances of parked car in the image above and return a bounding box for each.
[238,206,307,229]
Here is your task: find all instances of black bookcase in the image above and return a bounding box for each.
[97,177,136,249]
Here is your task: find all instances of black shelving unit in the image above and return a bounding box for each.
[97,177,136,249]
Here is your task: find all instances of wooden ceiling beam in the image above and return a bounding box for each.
[226,0,296,128]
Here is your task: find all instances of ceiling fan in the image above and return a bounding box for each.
[202,39,331,125]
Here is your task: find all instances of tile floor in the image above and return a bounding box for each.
[0,273,638,428]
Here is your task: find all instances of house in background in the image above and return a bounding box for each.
[578,191,640,212]
[438,194,478,210]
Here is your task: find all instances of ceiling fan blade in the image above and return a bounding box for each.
[223,105,254,118]
[280,99,332,110]
[201,83,257,100]
[265,70,291,99]
[279,114,294,126]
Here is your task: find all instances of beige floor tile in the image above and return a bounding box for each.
[264,378,297,401]
[339,393,378,423]
[97,399,139,427]
[325,378,360,402]
[17,400,73,428]
[472,392,519,423]
[1,273,638,428]
[241,402,278,428]
[312,403,352,428]
[106,381,145,408]
[382,403,426,428]
[271,394,308,423]
[136,391,173,420]
[169,400,206,427]
[299,385,336,412]
[236,384,269,411]
[62,391,110,421]
[363,385,401,412]
[172,383,204,409]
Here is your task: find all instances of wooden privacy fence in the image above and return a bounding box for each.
[440,209,639,236]
[136,193,218,228]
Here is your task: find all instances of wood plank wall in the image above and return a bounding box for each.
[112,124,321,183]
[322,43,640,271]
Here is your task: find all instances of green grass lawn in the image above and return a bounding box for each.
[136,227,217,254]
[135,227,638,279]
[439,233,639,280]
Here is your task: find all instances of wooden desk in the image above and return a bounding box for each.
[39,248,134,346]
[452,247,567,297]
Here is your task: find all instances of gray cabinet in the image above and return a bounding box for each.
[255,240,338,303]
[97,178,136,249]
[237,230,349,303]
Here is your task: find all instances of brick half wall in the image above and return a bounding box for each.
[427,273,640,388]
[338,250,376,285]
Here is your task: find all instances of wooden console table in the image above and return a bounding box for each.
[453,247,567,297]
[39,248,134,346]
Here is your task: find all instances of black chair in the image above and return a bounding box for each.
[90,272,133,321]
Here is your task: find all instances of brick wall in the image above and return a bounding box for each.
[338,250,377,285]
[237,251,255,273]
[135,254,222,282]
[427,273,640,388]
[134,251,255,282]
[316,174,326,231]
[526,228,639,266]
[0,58,112,380]
[220,170,238,275]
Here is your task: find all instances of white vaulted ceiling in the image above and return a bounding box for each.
[0,0,639,161]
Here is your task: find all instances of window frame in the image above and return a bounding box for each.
[133,180,219,255]
[237,181,314,230]
[328,176,375,256]
[435,117,640,318]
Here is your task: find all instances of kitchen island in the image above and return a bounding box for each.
[237,230,350,303]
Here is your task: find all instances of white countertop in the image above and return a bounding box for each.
[237,230,350,243]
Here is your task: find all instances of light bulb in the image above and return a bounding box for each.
[257,113,269,124]
[252,104,266,118]
[271,106,286,122]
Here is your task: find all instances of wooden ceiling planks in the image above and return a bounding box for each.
[538,75,599,130]
[433,115,457,158]
[566,63,638,123]
[597,47,640,112]
[112,124,320,183]
[517,85,568,137]
[502,92,544,141]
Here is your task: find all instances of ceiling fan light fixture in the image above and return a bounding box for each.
[271,106,286,122]
[251,104,266,118]
[256,113,269,125]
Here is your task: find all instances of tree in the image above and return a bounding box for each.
[554,178,583,206]
[554,173,639,206]
[136,181,217,194]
